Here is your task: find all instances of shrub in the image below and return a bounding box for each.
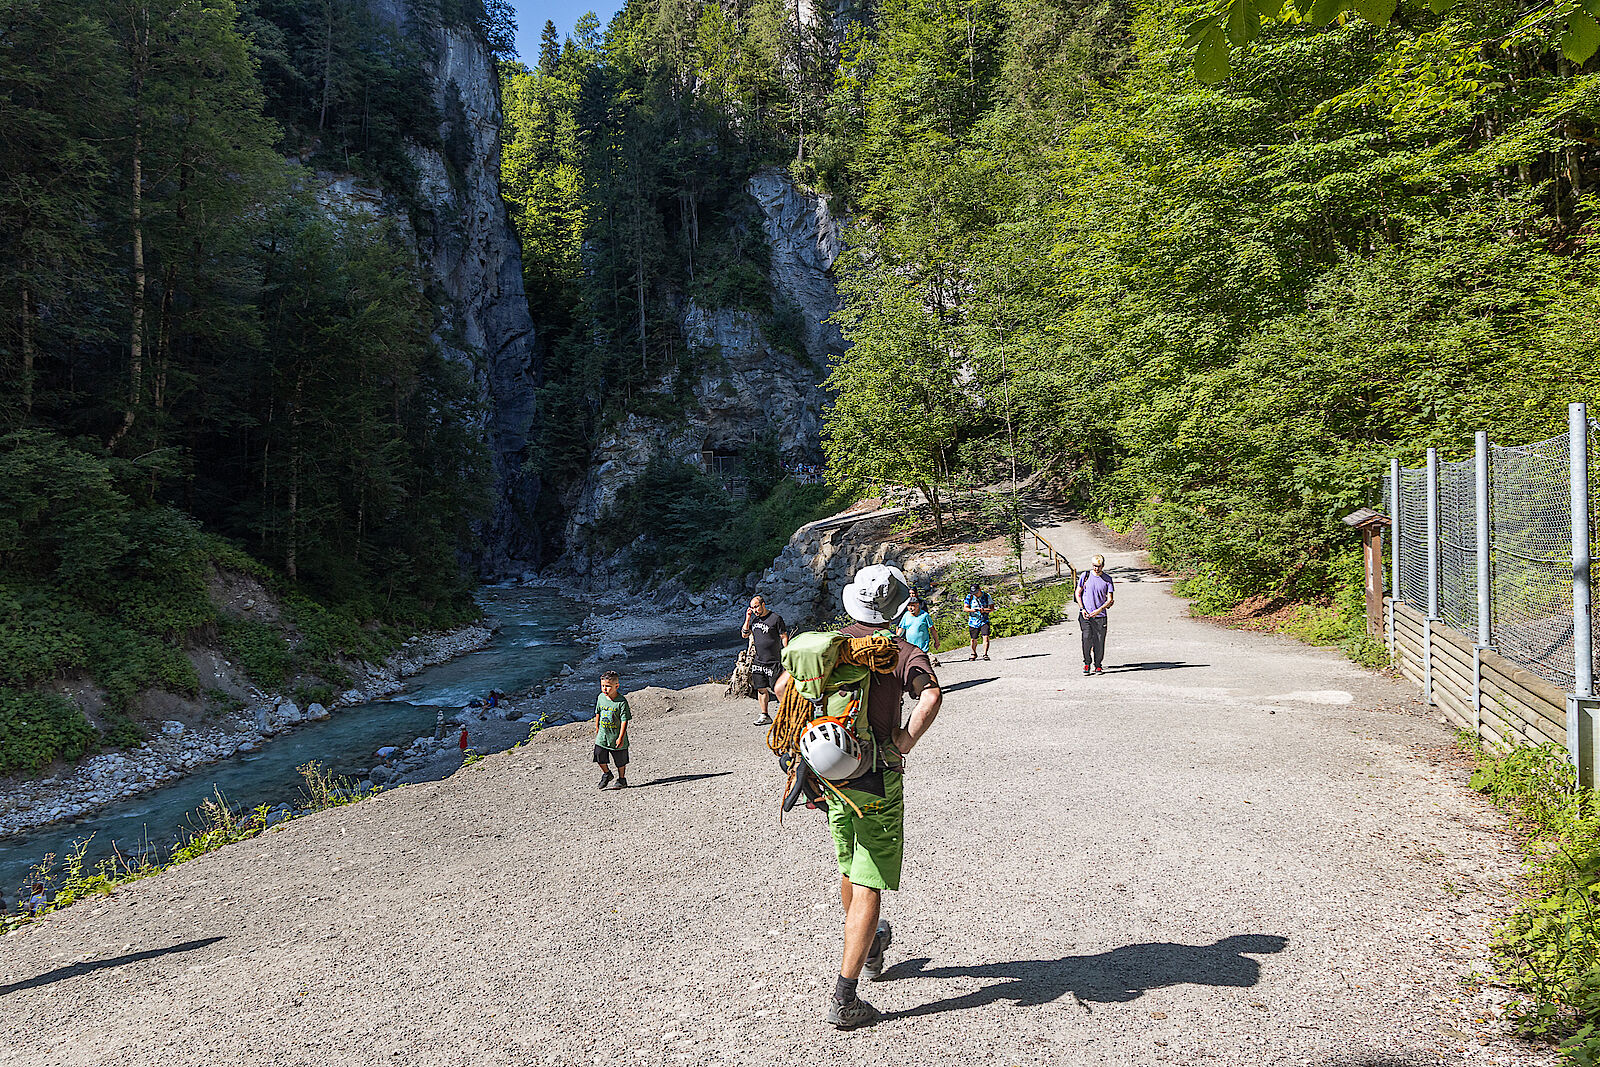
[1463,738,1600,1063]
[220,619,291,689]
[0,689,96,774]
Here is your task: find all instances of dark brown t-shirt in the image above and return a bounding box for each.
[841,622,938,743]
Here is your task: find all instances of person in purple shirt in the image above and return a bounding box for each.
[1076,554,1115,675]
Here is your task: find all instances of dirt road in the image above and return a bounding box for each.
[0,522,1543,1066]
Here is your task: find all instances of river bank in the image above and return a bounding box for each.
[0,624,497,840]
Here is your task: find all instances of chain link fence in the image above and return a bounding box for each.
[1391,417,1595,694]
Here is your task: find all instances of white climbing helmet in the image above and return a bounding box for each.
[799,719,865,781]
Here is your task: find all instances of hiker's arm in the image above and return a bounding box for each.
[893,677,941,755]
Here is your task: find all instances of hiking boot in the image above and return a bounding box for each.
[826,995,880,1029]
[1082,664,1091,675]
[863,920,893,981]
[613,777,628,789]
[754,712,773,726]
[597,770,613,790]
[1094,666,1104,675]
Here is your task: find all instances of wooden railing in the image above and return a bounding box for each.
[1021,522,1075,581]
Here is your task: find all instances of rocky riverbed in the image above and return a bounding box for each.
[0,625,493,838]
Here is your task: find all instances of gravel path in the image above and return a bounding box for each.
[0,522,1549,1066]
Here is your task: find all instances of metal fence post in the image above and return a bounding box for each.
[1571,403,1596,786]
[1474,431,1490,737]
[1389,458,1401,660]
[1425,448,1441,707]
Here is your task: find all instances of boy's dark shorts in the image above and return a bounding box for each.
[750,661,780,692]
[594,745,629,766]
[968,623,991,639]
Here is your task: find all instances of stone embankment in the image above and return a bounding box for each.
[0,626,492,838]
[754,507,909,632]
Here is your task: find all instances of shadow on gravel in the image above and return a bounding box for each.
[1006,654,1052,661]
[880,934,1287,1019]
[1,936,225,996]
[1104,662,1207,673]
[631,772,733,789]
[941,678,998,694]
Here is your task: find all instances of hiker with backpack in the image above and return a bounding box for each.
[964,582,993,661]
[1076,554,1115,674]
[769,564,943,1029]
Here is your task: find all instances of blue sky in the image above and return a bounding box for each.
[510,1,622,61]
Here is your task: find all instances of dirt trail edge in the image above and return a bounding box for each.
[0,521,1544,1067]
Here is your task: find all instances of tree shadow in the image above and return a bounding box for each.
[940,678,997,694]
[630,772,733,789]
[1104,662,1207,673]
[880,934,1288,1020]
[1,936,225,996]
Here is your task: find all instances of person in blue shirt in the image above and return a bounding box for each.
[896,594,939,665]
[963,583,993,661]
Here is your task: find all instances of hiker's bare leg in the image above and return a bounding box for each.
[758,688,771,716]
[983,634,991,656]
[838,877,881,981]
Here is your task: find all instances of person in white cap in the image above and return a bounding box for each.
[777,563,943,1029]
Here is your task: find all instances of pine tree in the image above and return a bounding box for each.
[538,19,561,73]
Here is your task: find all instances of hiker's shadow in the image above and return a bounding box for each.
[881,934,1287,1020]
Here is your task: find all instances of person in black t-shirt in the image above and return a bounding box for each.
[742,595,788,726]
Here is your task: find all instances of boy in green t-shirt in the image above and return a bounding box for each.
[593,670,631,790]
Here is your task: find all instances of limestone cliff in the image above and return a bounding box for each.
[346,3,541,577]
[560,168,846,584]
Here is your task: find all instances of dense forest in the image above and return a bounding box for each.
[503,0,1596,627]
[0,0,511,771]
[813,0,1599,626]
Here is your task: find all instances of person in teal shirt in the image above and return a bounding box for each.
[896,594,939,665]
[593,670,631,790]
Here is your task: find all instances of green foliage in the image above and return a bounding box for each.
[220,620,291,689]
[596,461,839,586]
[822,0,1600,635]
[1464,738,1600,1061]
[0,689,96,775]
[1183,0,1600,84]
[931,578,1073,653]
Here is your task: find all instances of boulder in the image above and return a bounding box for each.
[307,703,330,721]
[160,721,185,738]
[596,642,628,662]
[276,701,302,725]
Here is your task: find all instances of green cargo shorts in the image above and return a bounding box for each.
[827,770,904,891]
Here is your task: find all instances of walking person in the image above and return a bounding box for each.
[743,595,788,726]
[964,582,993,661]
[775,564,943,1029]
[896,593,939,665]
[593,669,632,790]
[1076,554,1115,675]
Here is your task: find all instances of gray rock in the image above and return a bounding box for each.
[160,721,185,738]
[307,703,329,721]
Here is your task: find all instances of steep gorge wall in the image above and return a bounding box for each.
[342,3,541,577]
[560,168,846,585]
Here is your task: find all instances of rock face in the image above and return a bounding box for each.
[751,512,908,635]
[340,4,540,577]
[560,170,846,580]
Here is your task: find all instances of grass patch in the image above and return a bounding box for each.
[1462,735,1600,1064]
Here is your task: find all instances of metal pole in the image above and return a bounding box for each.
[1476,432,1491,648]
[1574,402,1593,699]
[1473,431,1491,738]
[1427,448,1441,621]
[1389,458,1401,660]
[1425,449,1441,706]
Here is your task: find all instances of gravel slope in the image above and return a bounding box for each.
[0,521,1549,1067]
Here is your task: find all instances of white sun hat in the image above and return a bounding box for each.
[841,564,912,625]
